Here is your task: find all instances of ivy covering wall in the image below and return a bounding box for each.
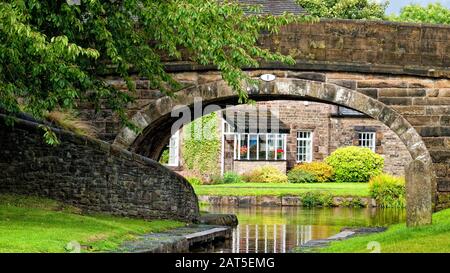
[182,112,221,179]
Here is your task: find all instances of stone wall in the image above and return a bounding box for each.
[0,116,199,222]
[198,195,376,208]
[257,20,450,76]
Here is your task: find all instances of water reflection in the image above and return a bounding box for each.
[199,206,405,253]
[230,224,314,253]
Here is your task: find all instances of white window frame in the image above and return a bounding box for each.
[296,131,313,163]
[232,132,287,161]
[167,130,180,166]
[223,120,234,134]
[358,132,376,152]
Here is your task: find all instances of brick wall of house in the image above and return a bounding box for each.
[261,101,333,169]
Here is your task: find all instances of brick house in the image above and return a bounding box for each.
[165,100,412,177]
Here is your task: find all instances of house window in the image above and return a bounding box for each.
[234,133,287,160]
[297,131,313,163]
[358,132,376,152]
[168,130,180,166]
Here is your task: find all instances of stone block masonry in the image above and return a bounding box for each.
[197,195,377,208]
[0,115,199,222]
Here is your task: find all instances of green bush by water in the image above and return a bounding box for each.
[288,168,318,183]
[369,174,406,208]
[300,192,334,207]
[325,146,384,183]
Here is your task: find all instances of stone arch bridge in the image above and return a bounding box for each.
[89,20,450,223]
[82,20,450,225]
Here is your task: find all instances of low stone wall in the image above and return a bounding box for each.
[198,195,376,208]
[0,115,199,222]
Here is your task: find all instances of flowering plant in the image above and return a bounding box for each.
[240,146,248,155]
[277,149,284,159]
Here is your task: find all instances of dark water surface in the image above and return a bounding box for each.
[195,206,405,253]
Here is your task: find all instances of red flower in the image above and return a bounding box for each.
[276,149,284,153]
[240,146,248,154]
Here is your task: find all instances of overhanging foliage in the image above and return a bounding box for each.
[0,0,306,144]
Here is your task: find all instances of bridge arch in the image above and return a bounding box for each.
[113,75,436,226]
[114,77,432,166]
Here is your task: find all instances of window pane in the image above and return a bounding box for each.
[249,134,258,160]
[358,132,376,152]
[297,131,312,163]
[276,134,284,160]
[259,134,267,160]
[268,134,275,159]
[240,134,248,159]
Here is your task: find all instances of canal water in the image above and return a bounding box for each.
[196,206,405,253]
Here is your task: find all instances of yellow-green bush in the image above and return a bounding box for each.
[243,166,288,183]
[369,174,406,208]
[292,162,334,183]
[325,146,384,183]
[211,171,243,184]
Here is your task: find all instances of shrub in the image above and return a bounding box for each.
[287,169,318,183]
[340,197,365,208]
[369,174,406,208]
[243,166,288,183]
[300,192,333,207]
[222,172,242,184]
[212,171,242,184]
[325,146,384,183]
[292,162,334,183]
[186,177,203,186]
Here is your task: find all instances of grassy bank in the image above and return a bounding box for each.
[0,194,184,253]
[193,183,369,197]
[321,208,450,253]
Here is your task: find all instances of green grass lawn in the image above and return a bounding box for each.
[0,194,184,253]
[193,183,369,197]
[321,208,450,253]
